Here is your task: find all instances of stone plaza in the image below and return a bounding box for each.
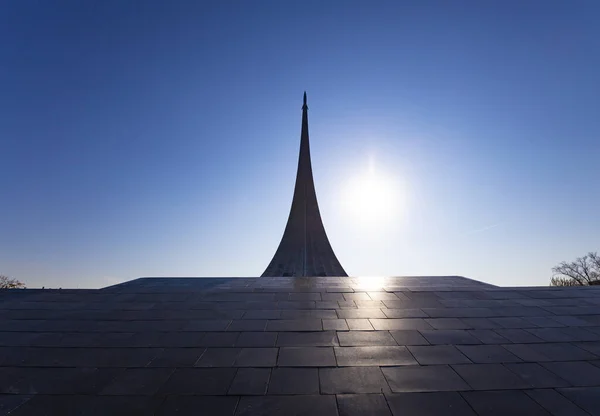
[2,276,600,415]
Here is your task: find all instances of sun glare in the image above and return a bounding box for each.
[341,164,404,226]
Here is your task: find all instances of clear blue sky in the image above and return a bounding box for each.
[1,1,598,288]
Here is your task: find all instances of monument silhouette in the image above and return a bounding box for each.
[262,92,347,277]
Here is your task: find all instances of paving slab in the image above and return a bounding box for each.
[452,363,530,390]
[228,368,271,395]
[320,367,390,394]
[337,331,397,346]
[385,392,476,416]
[381,365,470,393]
[556,387,600,415]
[456,345,522,363]
[337,394,392,416]
[542,361,600,386]
[235,395,337,416]
[278,347,336,367]
[408,345,471,365]
[99,368,174,395]
[461,390,551,416]
[335,346,417,366]
[156,396,239,415]
[158,368,236,395]
[268,368,319,395]
[525,389,589,416]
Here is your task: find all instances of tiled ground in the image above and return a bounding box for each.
[2,276,600,415]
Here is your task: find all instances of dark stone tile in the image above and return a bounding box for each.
[235,332,277,347]
[451,364,530,390]
[339,300,358,308]
[461,390,551,416]
[335,346,417,366]
[369,292,400,300]
[320,367,390,394]
[227,320,267,331]
[542,361,600,386]
[370,319,433,330]
[0,367,122,395]
[99,368,174,395]
[322,319,349,330]
[382,309,428,318]
[419,330,481,345]
[385,392,476,416]
[524,316,566,328]
[267,368,319,395]
[313,310,339,320]
[183,320,231,331]
[234,348,277,367]
[503,344,552,362]
[10,395,163,416]
[460,318,500,329]
[356,301,387,309]
[322,293,345,301]
[148,348,205,367]
[493,329,544,343]
[526,328,578,342]
[278,347,336,367]
[343,293,371,301]
[528,343,597,361]
[408,345,471,365]
[200,332,240,347]
[195,348,241,367]
[337,394,392,416]
[242,310,281,320]
[526,389,589,416]
[421,307,492,318]
[467,329,511,344]
[425,318,470,330]
[389,330,429,346]
[557,387,600,416]
[158,368,237,395]
[551,316,595,327]
[489,317,531,329]
[156,395,239,415]
[505,363,570,388]
[0,395,31,415]
[575,341,600,356]
[228,368,270,395]
[315,301,340,309]
[382,365,470,393]
[279,310,313,319]
[235,395,337,416]
[337,309,387,319]
[456,345,521,363]
[2,346,160,367]
[288,292,321,301]
[560,327,600,341]
[346,319,374,330]
[276,331,338,347]
[277,301,316,310]
[338,331,397,346]
[266,319,322,332]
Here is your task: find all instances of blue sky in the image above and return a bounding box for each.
[1,1,598,288]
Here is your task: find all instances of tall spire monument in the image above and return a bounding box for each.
[262,93,347,277]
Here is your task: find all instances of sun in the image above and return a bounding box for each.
[340,165,404,226]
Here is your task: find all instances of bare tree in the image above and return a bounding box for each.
[0,275,26,289]
[551,252,600,286]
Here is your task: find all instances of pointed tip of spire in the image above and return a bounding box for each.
[302,91,308,110]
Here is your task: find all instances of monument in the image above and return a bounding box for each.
[262,92,347,277]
